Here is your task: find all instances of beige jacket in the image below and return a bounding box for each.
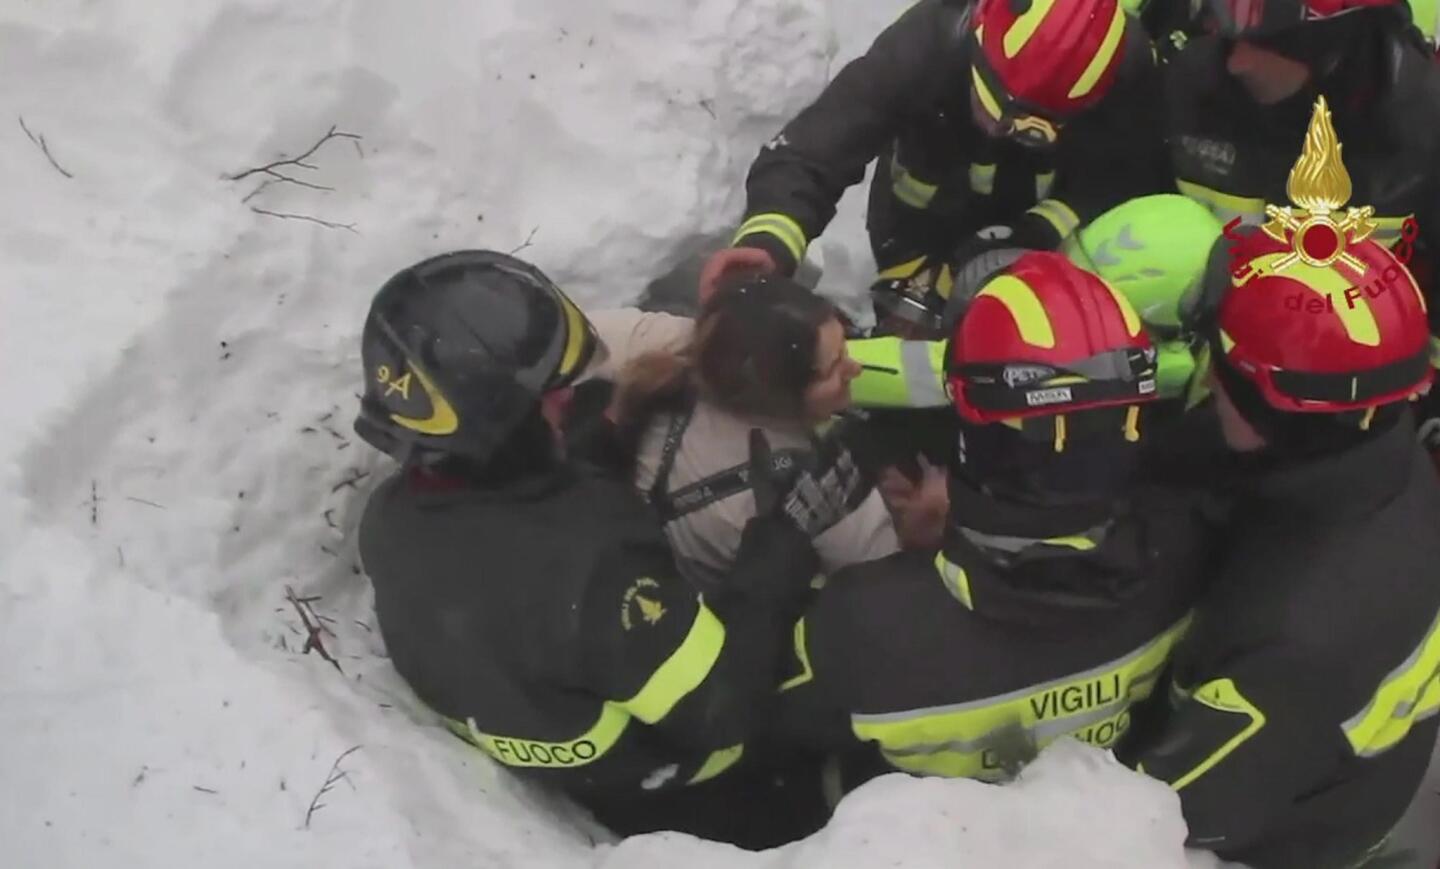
[587,309,900,582]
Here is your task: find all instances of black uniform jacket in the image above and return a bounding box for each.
[360,457,815,797]
[1121,417,1440,868]
[733,0,1169,271]
[766,476,1216,783]
[1163,11,1440,287]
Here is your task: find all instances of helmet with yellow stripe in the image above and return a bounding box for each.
[1211,98,1430,401]
[946,251,1160,426]
[354,250,602,464]
[1206,96,1433,445]
[944,252,1161,502]
[970,0,1131,148]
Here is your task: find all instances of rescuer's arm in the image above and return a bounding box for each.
[1128,649,1345,854]
[733,0,960,272]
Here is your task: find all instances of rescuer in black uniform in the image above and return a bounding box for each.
[762,252,1217,790]
[354,251,860,848]
[696,0,1169,331]
[1148,0,1440,462]
[1118,102,1440,868]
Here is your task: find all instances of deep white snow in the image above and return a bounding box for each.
[1,1,1435,867]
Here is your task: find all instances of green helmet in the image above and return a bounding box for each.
[1060,194,1224,336]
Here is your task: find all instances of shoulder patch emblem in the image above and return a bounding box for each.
[621,578,665,631]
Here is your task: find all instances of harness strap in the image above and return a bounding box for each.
[646,395,811,523]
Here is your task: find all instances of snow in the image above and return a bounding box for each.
[0,1,1433,868]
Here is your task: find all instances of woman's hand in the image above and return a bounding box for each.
[878,455,949,551]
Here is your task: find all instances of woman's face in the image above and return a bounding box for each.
[802,318,862,423]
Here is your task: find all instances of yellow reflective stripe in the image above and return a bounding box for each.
[1430,337,1440,369]
[1004,0,1057,57]
[934,551,975,609]
[556,293,589,381]
[1341,606,1440,757]
[1371,214,1413,248]
[972,162,998,196]
[734,213,807,263]
[780,617,815,692]
[890,154,938,209]
[971,67,1004,121]
[1101,279,1143,337]
[878,255,928,280]
[937,264,955,299]
[1034,170,1054,201]
[978,275,1058,349]
[1175,179,1265,225]
[853,615,1192,780]
[1042,534,1097,551]
[688,744,745,784]
[1026,199,1081,239]
[1069,2,1126,99]
[848,337,913,407]
[389,358,460,436]
[445,705,629,768]
[1170,678,1267,791]
[622,604,726,724]
[1053,412,1067,452]
[1218,328,1236,353]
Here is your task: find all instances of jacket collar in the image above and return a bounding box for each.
[1241,416,1415,521]
[935,475,1149,627]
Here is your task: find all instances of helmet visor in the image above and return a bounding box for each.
[947,346,1159,420]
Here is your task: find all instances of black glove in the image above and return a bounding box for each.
[751,429,865,539]
[711,430,827,615]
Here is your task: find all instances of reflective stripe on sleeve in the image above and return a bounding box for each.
[733,213,808,263]
[1026,199,1081,239]
[622,604,727,724]
[1341,606,1440,757]
[445,704,629,769]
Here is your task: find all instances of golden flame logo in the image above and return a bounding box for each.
[1260,96,1376,279]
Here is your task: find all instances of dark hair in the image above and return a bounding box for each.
[614,274,838,446]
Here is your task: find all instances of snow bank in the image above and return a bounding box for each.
[1,1,1433,867]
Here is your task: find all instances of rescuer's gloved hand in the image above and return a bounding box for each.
[750,429,863,540]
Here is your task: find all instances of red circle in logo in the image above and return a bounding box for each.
[1298,223,1341,261]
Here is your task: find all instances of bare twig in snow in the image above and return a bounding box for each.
[304,745,363,829]
[132,766,148,787]
[125,496,167,510]
[18,116,74,179]
[225,126,361,184]
[192,786,218,795]
[331,470,370,494]
[90,481,99,526]
[250,207,358,234]
[697,99,716,119]
[284,585,343,674]
[508,226,539,255]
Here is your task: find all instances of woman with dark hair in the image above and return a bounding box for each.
[608,274,900,592]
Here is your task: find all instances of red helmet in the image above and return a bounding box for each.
[1215,228,1432,413]
[946,251,1159,433]
[971,0,1130,146]
[1205,0,1399,37]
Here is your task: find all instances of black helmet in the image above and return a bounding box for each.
[354,250,602,464]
